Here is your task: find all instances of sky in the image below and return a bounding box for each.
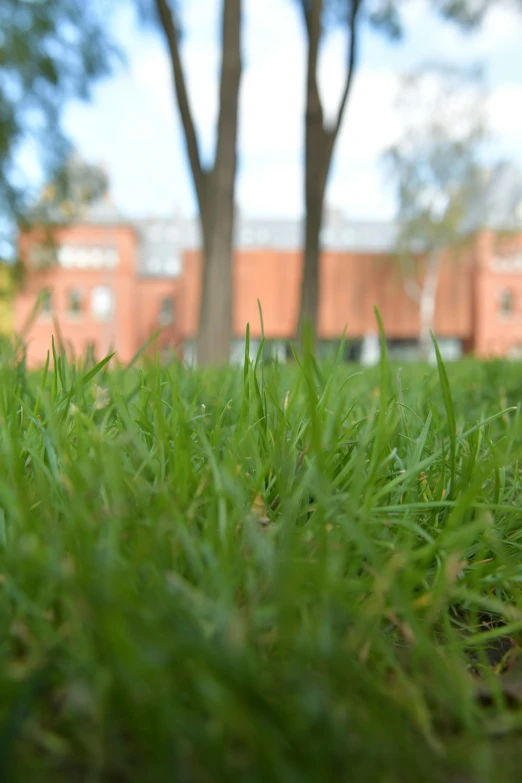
[61,0,522,222]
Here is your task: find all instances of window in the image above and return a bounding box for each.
[68,288,83,317]
[104,248,119,269]
[183,340,196,367]
[499,288,513,318]
[147,257,161,274]
[158,297,175,326]
[320,227,336,246]
[257,228,270,245]
[91,286,114,321]
[148,224,163,242]
[59,247,74,268]
[165,226,179,242]
[164,256,181,277]
[57,245,119,269]
[90,249,105,268]
[40,288,52,317]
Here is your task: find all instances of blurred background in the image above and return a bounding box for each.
[2,0,522,366]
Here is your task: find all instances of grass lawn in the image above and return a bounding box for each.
[1,324,522,782]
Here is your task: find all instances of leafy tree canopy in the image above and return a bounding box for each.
[383,63,489,253]
[0,0,118,248]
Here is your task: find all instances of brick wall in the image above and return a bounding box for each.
[474,230,522,357]
[182,247,474,341]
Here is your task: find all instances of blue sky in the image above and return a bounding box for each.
[61,0,522,221]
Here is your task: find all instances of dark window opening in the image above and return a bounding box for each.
[499,289,513,318]
[40,288,52,317]
[159,297,175,326]
[68,288,83,316]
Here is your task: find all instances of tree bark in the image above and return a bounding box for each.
[418,249,442,359]
[155,0,241,366]
[297,0,360,349]
[299,150,328,346]
[196,0,241,365]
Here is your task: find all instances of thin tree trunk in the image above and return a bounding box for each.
[298,0,325,348]
[299,155,328,346]
[155,0,241,366]
[297,0,360,349]
[418,249,442,359]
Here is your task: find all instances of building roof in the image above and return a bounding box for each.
[134,218,184,278]
[133,213,400,278]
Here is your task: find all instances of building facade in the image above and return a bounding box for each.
[14,164,522,366]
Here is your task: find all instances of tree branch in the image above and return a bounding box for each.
[298,0,312,37]
[304,0,328,206]
[328,0,361,143]
[304,0,323,128]
[154,0,207,212]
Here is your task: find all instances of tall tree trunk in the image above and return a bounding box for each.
[299,183,325,344]
[297,0,360,349]
[418,249,442,359]
[197,0,241,366]
[197,198,235,366]
[298,0,326,348]
[155,0,241,366]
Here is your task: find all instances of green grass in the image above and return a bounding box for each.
[1,328,522,782]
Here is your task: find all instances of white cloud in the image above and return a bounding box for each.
[239,37,305,157]
[328,165,395,220]
[238,159,303,218]
[435,6,521,62]
[400,0,522,63]
[488,82,522,138]
[335,69,401,158]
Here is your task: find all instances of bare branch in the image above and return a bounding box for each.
[328,0,361,143]
[298,0,312,36]
[154,0,207,211]
[304,0,323,126]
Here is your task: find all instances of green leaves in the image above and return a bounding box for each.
[432,331,457,498]
[433,0,492,29]
[80,352,115,387]
[0,0,119,239]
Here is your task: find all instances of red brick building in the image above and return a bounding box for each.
[15,163,522,366]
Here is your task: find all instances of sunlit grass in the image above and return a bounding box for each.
[1,324,522,781]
